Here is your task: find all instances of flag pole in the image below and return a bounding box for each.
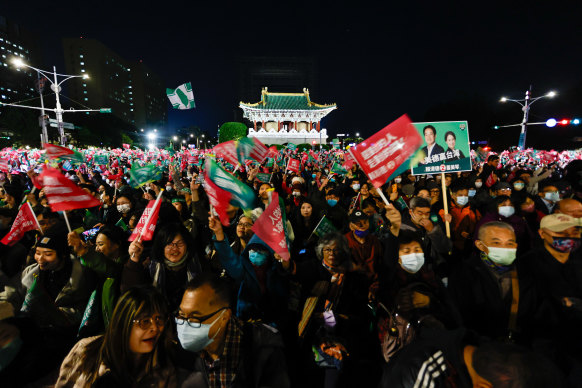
[63,211,72,233]
[307,215,327,242]
[349,192,361,212]
[377,188,391,206]
[28,201,43,234]
[441,172,451,238]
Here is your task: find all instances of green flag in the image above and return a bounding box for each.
[166,82,195,109]
[395,197,409,211]
[287,143,296,151]
[255,173,271,183]
[93,154,109,165]
[116,217,129,232]
[205,158,256,210]
[314,216,337,237]
[265,158,273,167]
[331,162,347,174]
[128,163,162,188]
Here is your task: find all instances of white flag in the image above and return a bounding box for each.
[166,82,195,109]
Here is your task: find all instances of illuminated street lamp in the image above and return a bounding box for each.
[6,58,104,146]
[500,88,556,149]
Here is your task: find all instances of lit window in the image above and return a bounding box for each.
[80,62,84,65]
[80,54,83,58]
[84,97,88,101]
[7,89,11,92]
[81,69,85,72]
[1,95,5,99]
[130,109,133,111]
[82,84,86,87]
[83,91,87,94]
[18,45,22,49]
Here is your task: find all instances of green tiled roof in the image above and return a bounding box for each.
[240,88,336,111]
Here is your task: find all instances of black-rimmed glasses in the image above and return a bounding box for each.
[174,307,227,328]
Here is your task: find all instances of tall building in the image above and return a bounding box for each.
[62,38,166,129]
[0,15,41,104]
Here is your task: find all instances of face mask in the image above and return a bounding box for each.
[117,204,131,214]
[327,199,338,207]
[292,191,301,197]
[513,183,525,191]
[544,191,560,202]
[249,250,269,266]
[475,182,483,188]
[105,179,111,184]
[176,310,225,352]
[354,229,369,238]
[166,186,172,191]
[468,189,476,198]
[394,177,402,184]
[550,237,581,253]
[483,245,517,266]
[400,253,425,273]
[456,196,469,206]
[324,169,329,174]
[498,206,515,218]
[352,184,360,191]
[330,178,336,182]
[312,174,317,179]
[100,193,106,202]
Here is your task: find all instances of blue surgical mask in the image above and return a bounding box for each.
[544,191,560,202]
[498,206,515,218]
[176,310,225,353]
[327,199,338,207]
[248,250,269,266]
[312,174,317,179]
[468,189,476,197]
[456,196,469,206]
[330,178,336,182]
[354,229,369,238]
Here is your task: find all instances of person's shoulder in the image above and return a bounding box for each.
[244,322,285,349]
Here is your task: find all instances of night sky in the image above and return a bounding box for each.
[3,1,582,149]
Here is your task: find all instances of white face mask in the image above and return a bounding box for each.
[352,184,360,191]
[468,189,477,197]
[475,182,483,188]
[498,205,515,218]
[483,245,517,266]
[394,177,402,184]
[399,252,425,273]
[166,185,172,191]
[117,204,131,214]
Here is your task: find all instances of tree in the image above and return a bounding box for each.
[218,122,247,143]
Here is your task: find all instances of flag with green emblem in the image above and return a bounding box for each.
[330,162,347,174]
[313,215,337,237]
[166,82,195,110]
[205,158,255,210]
[255,173,271,183]
[128,163,162,188]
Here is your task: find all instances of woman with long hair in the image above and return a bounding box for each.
[56,286,176,387]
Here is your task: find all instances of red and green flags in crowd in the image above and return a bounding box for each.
[203,171,232,226]
[93,154,109,166]
[128,191,163,242]
[330,162,347,174]
[0,202,41,246]
[236,137,269,164]
[42,143,85,165]
[255,173,271,183]
[213,141,239,167]
[128,163,162,188]
[204,158,256,210]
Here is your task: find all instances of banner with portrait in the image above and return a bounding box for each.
[410,121,472,175]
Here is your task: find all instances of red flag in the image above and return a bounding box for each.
[123,143,130,149]
[1,202,40,246]
[309,149,319,161]
[128,198,162,242]
[342,152,355,170]
[485,172,497,188]
[349,115,422,188]
[0,158,9,173]
[203,171,232,226]
[268,146,279,158]
[38,167,101,211]
[44,143,74,160]
[251,191,290,261]
[286,158,300,173]
[301,153,308,164]
[213,141,239,167]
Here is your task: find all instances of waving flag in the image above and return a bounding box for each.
[128,194,163,242]
[44,143,74,160]
[1,202,41,246]
[204,158,255,210]
[203,171,232,226]
[236,137,269,164]
[213,141,239,167]
[251,191,290,261]
[128,163,162,188]
[166,82,195,110]
[38,167,101,211]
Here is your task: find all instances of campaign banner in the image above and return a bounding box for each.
[286,158,300,173]
[410,121,472,175]
[251,191,290,261]
[348,115,423,188]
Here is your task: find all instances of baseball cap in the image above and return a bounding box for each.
[540,213,582,232]
[349,210,368,224]
[495,182,512,191]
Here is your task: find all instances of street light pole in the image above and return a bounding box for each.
[37,72,49,145]
[500,87,556,150]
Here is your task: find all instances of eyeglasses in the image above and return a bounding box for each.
[323,248,341,254]
[133,315,167,330]
[174,307,228,328]
[237,222,253,228]
[166,240,186,249]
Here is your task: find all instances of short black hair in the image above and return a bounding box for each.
[423,125,436,136]
[449,179,468,194]
[487,154,500,162]
[444,131,456,141]
[397,230,423,248]
[409,196,431,210]
[361,197,378,211]
[185,273,233,308]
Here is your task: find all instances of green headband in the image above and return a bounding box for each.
[172,197,186,204]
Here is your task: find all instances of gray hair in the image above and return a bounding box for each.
[315,232,351,262]
[477,221,515,241]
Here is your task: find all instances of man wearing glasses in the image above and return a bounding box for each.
[175,273,290,387]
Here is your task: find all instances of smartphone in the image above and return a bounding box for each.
[392,184,398,193]
[81,227,100,243]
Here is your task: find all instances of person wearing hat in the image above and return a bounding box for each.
[520,213,582,381]
[0,229,96,383]
[344,210,383,299]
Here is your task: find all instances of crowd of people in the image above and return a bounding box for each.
[0,148,581,387]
